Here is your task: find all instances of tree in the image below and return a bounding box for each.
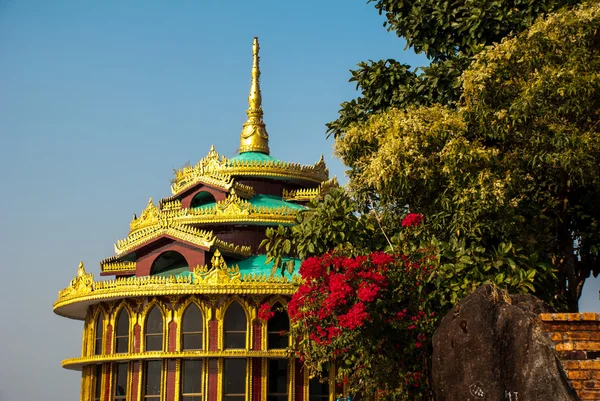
[274,214,551,400]
[334,2,600,311]
[326,0,579,138]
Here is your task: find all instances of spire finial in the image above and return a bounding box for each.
[239,37,270,155]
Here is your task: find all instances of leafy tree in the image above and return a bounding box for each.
[334,2,600,311]
[271,214,551,401]
[326,0,579,138]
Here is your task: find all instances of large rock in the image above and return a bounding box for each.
[431,285,579,401]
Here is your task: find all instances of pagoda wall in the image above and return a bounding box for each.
[135,239,207,276]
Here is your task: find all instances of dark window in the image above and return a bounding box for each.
[145,306,163,351]
[309,367,329,401]
[113,362,128,400]
[182,304,204,350]
[267,304,289,349]
[223,302,246,349]
[93,364,102,401]
[94,314,104,355]
[223,358,246,401]
[150,251,189,276]
[143,360,162,400]
[115,310,129,353]
[267,359,289,401]
[181,360,203,401]
[190,191,216,209]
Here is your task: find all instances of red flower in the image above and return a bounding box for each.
[357,282,381,303]
[258,303,275,321]
[402,213,424,227]
[338,302,369,330]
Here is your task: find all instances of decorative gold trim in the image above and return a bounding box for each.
[290,357,296,401]
[217,358,223,401]
[135,361,142,401]
[126,361,133,401]
[172,147,329,189]
[247,357,253,401]
[115,222,251,259]
[55,261,301,320]
[101,261,136,274]
[282,177,339,202]
[138,299,168,353]
[62,350,289,370]
[169,167,255,200]
[173,359,181,401]
[261,358,267,401]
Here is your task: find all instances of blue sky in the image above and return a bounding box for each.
[0,1,598,400]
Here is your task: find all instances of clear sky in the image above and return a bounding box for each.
[0,1,598,400]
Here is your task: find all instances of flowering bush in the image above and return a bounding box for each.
[401,213,423,227]
[258,302,275,321]
[290,249,437,401]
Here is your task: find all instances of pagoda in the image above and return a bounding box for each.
[54,37,338,401]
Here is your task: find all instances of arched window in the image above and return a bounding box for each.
[267,303,289,349]
[145,306,163,351]
[223,302,246,349]
[115,309,129,354]
[182,303,204,350]
[94,313,104,355]
[190,191,216,209]
[151,251,189,277]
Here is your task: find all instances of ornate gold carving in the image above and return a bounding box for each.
[61,349,288,370]
[171,146,329,191]
[230,182,255,199]
[55,266,300,320]
[100,261,136,273]
[193,250,242,285]
[114,222,251,258]
[240,37,270,154]
[282,176,339,202]
[130,198,160,234]
[59,262,94,299]
[160,199,182,211]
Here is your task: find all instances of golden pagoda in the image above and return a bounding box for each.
[54,37,339,401]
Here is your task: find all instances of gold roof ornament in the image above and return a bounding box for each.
[239,37,270,155]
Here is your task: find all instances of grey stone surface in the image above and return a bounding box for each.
[431,285,579,401]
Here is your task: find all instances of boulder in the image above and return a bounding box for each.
[431,285,579,401]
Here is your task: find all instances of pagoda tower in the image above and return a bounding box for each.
[54,38,338,401]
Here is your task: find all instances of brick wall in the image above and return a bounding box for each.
[541,313,600,400]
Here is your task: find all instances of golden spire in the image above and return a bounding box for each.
[239,37,270,154]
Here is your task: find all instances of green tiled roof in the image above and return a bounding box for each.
[229,152,282,163]
[193,194,306,211]
[171,254,300,279]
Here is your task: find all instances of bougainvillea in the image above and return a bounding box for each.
[258,302,275,321]
[290,249,438,401]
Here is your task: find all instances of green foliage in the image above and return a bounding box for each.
[326,0,579,138]
[290,228,554,400]
[370,0,577,60]
[334,2,600,310]
[260,188,386,274]
[326,57,468,138]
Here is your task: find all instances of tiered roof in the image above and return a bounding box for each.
[54,37,337,320]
